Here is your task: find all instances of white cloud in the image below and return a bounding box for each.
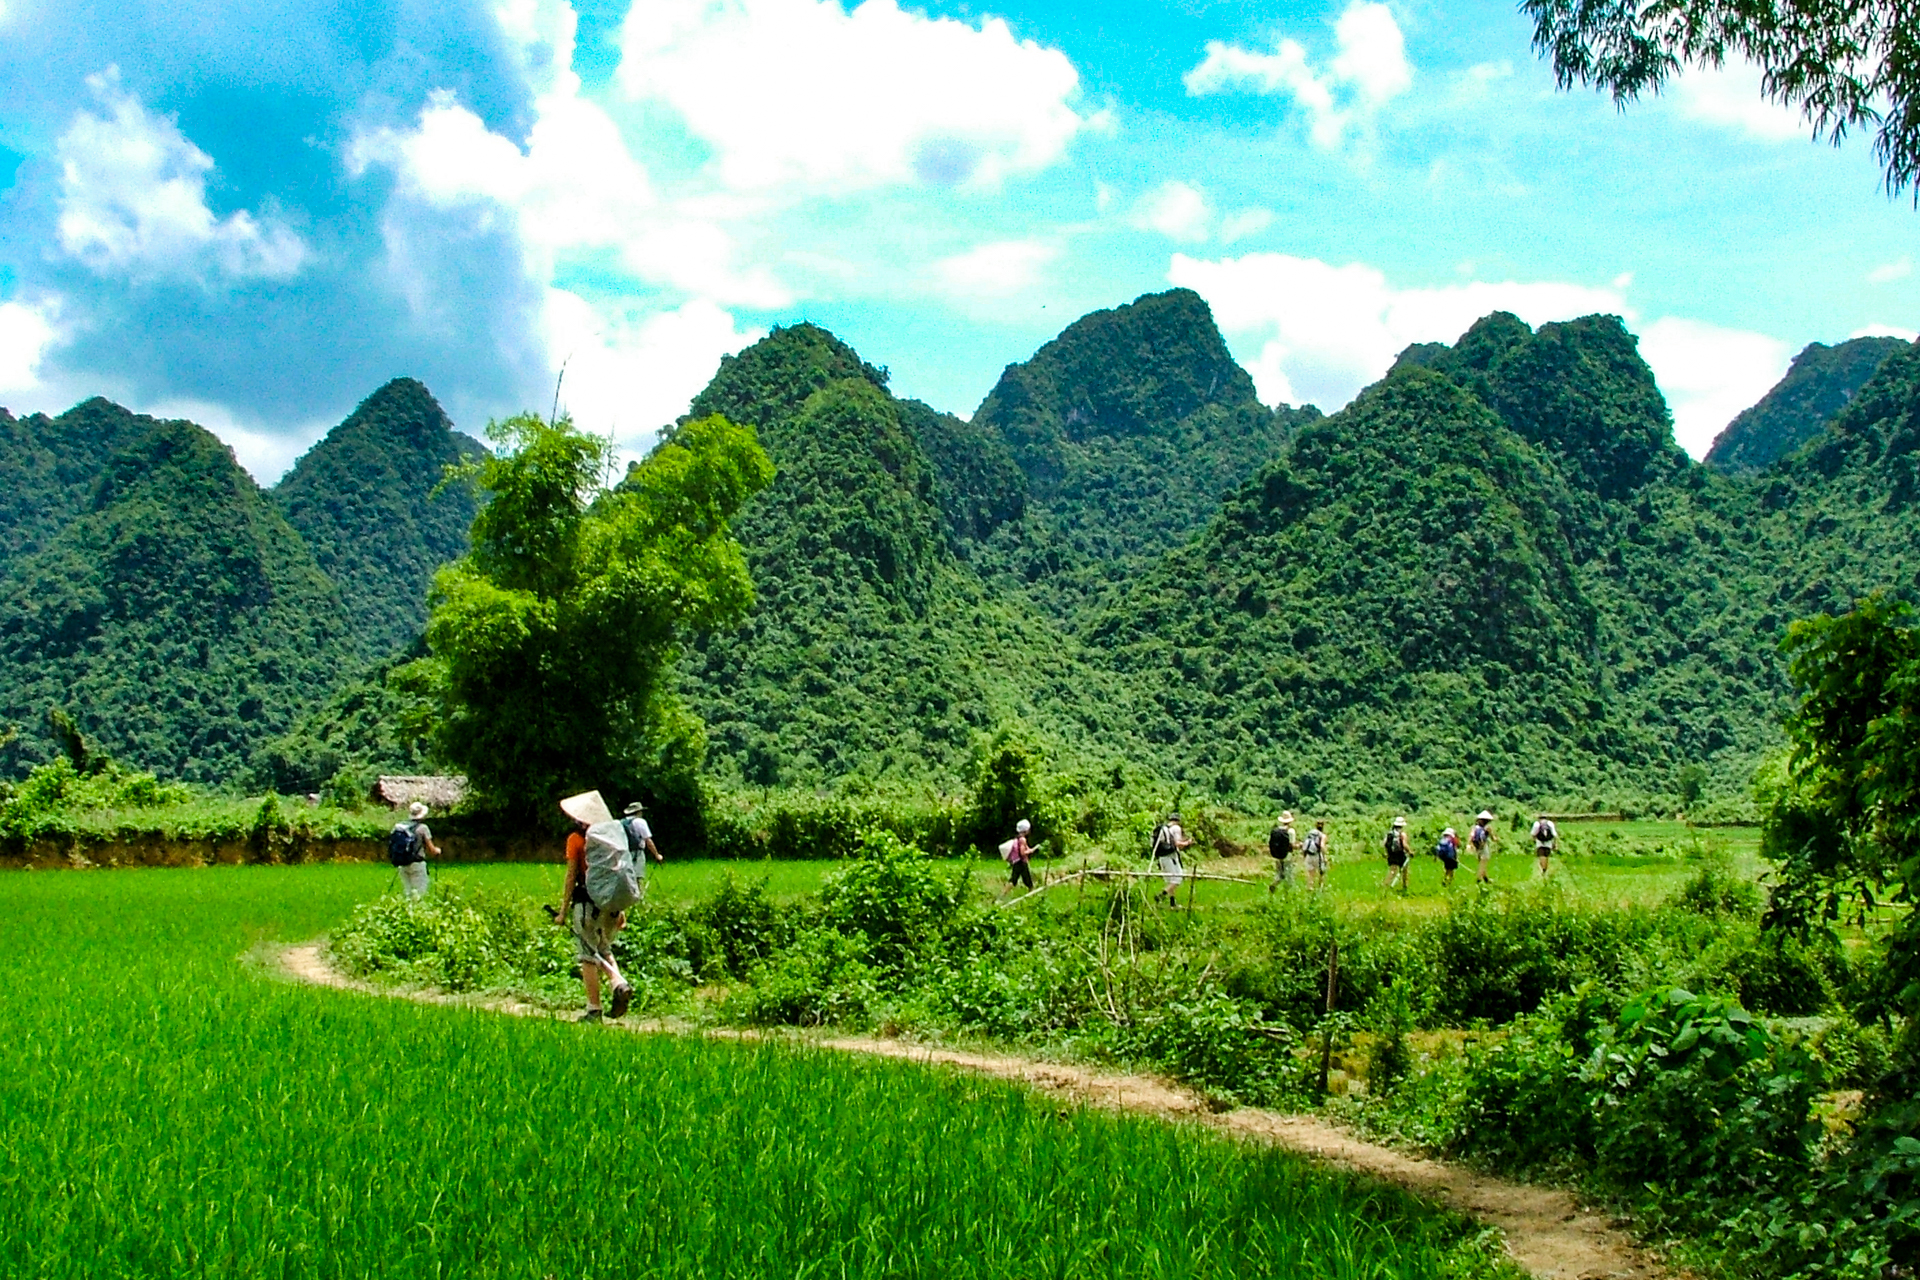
[1868,256,1913,284]
[1218,207,1275,244]
[1185,0,1411,151]
[1168,249,1783,459]
[1853,324,1919,342]
[55,69,306,281]
[543,292,762,462]
[1450,60,1511,105]
[1132,181,1211,242]
[1672,62,1806,143]
[617,0,1084,193]
[0,299,58,395]
[935,240,1057,297]
[1636,318,1790,459]
[1170,251,1625,408]
[137,396,330,483]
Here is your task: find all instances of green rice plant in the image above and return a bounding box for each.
[0,863,1521,1280]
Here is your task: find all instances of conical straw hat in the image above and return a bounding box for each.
[559,790,613,826]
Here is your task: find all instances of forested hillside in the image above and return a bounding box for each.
[0,406,350,782]
[274,378,484,656]
[1706,336,1908,475]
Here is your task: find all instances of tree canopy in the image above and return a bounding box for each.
[418,411,772,819]
[1524,0,1920,196]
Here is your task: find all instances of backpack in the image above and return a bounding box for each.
[1269,826,1294,859]
[583,820,643,914]
[1149,824,1174,861]
[1303,829,1325,857]
[621,817,651,863]
[1532,819,1558,846]
[1435,836,1455,858]
[997,838,1019,861]
[1383,830,1402,856]
[1469,824,1489,850]
[386,821,422,867]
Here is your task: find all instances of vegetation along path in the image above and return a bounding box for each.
[278,943,1664,1280]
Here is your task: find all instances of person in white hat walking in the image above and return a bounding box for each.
[389,801,442,899]
[1468,811,1496,883]
[555,791,635,1022]
[1383,816,1411,894]
[1268,811,1297,892]
[1000,818,1036,896]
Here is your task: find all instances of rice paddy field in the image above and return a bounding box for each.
[0,864,1521,1279]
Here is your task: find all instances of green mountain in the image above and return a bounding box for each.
[970,289,1316,586]
[674,325,1124,783]
[1706,336,1909,475]
[0,405,351,783]
[273,378,484,657]
[0,398,157,579]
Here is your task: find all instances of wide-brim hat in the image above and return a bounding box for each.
[1392,816,1407,827]
[408,801,429,820]
[1443,828,1457,837]
[623,801,647,816]
[559,790,614,826]
[1477,810,1495,821]
[1280,810,1293,824]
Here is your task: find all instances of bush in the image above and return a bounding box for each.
[729,927,877,1027]
[1118,986,1311,1107]
[819,830,961,976]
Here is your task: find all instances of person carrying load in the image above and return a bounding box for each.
[1468,810,1496,883]
[556,790,639,1022]
[1267,811,1296,893]
[1148,812,1193,908]
[1383,816,1412,895]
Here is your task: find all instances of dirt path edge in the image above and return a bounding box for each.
[277,943,1665,1280]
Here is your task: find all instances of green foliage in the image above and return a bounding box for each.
[818,830,961,975]
[0,755,192,838]
[417,411,771,818]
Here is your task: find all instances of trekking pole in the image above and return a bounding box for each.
[1317,939,1340,1096]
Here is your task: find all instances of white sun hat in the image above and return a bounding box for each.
[559,790,614,826]
[1477,810,1495,821]
[408,801,429,820]
[1392,816,1407,827]
[1016,819,1031,833]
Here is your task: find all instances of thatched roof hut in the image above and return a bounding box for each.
[371,775,469,811]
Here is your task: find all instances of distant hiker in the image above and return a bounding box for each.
[1301,820,1330,890]
[1383,816,1411,894]
[1000,818,1035,896]
[1530,814,1559,877]
[1149,812,1193,907]
[1435,827,1461,886]
[1468,811,1495,883]
[621,800,665,895]
[1268,811,1296,893]
[387,802,441,899]
[556,790,637,1023]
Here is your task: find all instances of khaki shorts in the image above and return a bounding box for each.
[569,902,621,965]
[1301,853,1328,874]
[1156,854,1184,890]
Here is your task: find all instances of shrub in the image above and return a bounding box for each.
[819,830,961,976]
[1118,986,1311,1107]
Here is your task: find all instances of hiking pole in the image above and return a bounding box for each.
[1317,939,1340,1096]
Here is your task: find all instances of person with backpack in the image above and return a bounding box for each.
[1382,816,1412,894]
[1149,812,1192,907]
[556,790,637,1023]
[1468,811,1496,883]
[621,800,664,895]
[1531,814,1559,877]
[387,801,441,899]
[999,818,1035,896]
[1267,811,1296,893]
[1300,820,1330,890]
[1435,827,1461,886]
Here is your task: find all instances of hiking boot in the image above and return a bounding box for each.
[578,1008,604,1023]
[609,983,634,1019]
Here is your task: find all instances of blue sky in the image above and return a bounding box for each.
[0,0,1913,479]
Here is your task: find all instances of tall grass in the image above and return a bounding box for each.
[0,865,1516,1278]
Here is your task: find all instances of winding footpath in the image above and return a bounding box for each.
[277,943,1667,1280]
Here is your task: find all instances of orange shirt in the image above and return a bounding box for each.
[566,831,589,903]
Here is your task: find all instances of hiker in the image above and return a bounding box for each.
[1383,816,1411,894]
[1468,811,1495,883]
[621,800,665,895]
[1300,820,1330,890]
[1531,813,1559,877]
[1149,812,1193,907]
[1267,811,1296,892]
[556,790,636,1023]
[387,801,441,899]
[1435,827,1461,886]
[1000,818,1035,895]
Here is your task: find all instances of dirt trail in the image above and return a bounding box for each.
[277,944,1665,1280]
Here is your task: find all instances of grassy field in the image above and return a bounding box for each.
[0,865,1520,1279]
